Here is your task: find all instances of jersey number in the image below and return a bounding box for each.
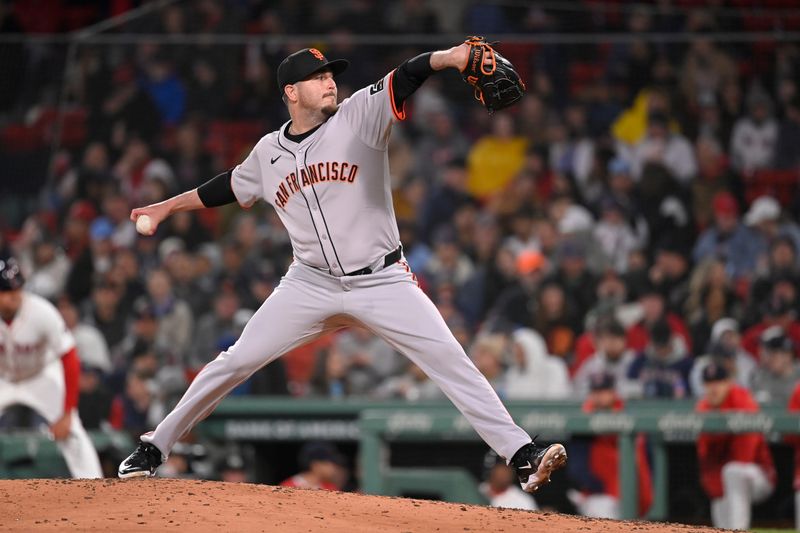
[369,79,385,95]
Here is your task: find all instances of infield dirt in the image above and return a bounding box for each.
[0,479,726,532]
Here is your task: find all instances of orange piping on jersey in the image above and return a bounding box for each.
[388,69,407,122]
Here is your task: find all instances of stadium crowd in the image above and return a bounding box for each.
[2,3,800,501]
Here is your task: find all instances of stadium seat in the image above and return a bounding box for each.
[744,169,799,207]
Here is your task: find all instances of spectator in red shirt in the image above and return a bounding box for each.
[696,363,776,530]
[567,372,653,518]
[280,441,347,491]
[742,295,800,360]
[626,283,692,354]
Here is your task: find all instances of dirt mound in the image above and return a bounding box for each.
[0,479,722,532]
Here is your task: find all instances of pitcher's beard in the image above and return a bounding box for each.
[322,103,339,117]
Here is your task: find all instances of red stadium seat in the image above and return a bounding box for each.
[569,62,604,96]
[745,169,800,207]
[12,0,62,33]
[63,6,99,31]
[743,14,775,31]
[783,13,800,30]
[0,124,41,152]
[762,0,798,7]
[497,43,538,86]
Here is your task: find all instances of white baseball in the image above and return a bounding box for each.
[136,215,154,235]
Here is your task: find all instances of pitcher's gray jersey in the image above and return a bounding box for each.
[231,70,406,275]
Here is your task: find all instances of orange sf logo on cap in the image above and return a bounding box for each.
[309,48,325,61]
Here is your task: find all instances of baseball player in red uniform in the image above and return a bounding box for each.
[696,363,775,530]
[279,441,345,491]
[117,42,567,493]
[567,372,652,519]
[0,257,102,478]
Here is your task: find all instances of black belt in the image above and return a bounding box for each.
[345,245,402,276]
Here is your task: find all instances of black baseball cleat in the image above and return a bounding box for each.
[510,438,567,493]
[118,441,164,479]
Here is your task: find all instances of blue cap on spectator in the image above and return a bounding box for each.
[608,157,630,176]
[90,217,114,241]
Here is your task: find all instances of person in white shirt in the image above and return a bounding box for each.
[689,318,756,398]
[730,88,777,174]
[628,111,697,184]
[506,328,571,400]
[593,196,642,273]
[574,318,640,399]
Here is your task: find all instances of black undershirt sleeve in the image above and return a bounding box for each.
[197,168,237,207]
[391,52,435,111]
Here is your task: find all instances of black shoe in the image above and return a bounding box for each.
[510,438,567,493]
[118,441,164,479]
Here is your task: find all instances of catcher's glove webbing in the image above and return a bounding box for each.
[460,36,526,114]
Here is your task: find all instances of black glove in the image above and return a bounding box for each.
[460,36,526,114]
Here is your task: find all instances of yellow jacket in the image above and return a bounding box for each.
[466,136,527,199]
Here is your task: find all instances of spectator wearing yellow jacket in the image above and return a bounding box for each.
[466,112,527,200]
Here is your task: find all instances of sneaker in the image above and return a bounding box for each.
[510,438,567,493]
[118,441,164,479]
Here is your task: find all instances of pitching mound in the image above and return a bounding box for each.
[0,479,722,532]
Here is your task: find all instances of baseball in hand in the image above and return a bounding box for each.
[136,215,154,235]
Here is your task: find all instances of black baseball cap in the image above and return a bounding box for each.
[702,362,730,383]
[650,319,673,347]
[760,326,794,353]
[298,441,346,470]
[589,372,616,391]
[596,316,626,338]
[277,48,349,92]
[709,341,736,359]
[0,257,24,291]
[132,297,156,320]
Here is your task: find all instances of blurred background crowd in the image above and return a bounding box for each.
[1,0,800,490]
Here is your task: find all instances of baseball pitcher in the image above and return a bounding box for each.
[118,39,566,493]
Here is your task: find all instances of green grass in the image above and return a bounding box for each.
[752,529,795,532]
